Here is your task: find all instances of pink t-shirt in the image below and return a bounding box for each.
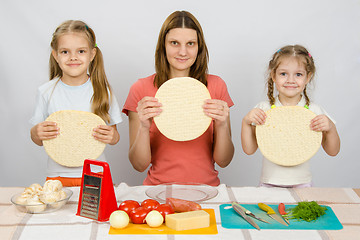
[122,74,234,186]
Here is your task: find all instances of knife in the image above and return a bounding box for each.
[234,203,269,223]
[258,203,288,226]
[278,203,290,225]
[232,202,260,230]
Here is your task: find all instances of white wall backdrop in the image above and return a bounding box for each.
[1,0,359,187]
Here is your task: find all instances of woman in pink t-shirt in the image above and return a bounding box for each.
[122,11,234,186]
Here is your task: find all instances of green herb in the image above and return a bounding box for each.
[286,201,327,222]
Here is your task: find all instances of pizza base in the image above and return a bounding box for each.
[43,110,106,167]
[154,77,212,141]
[255,106,322,166]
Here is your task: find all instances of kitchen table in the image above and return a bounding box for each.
[1,184,360,240]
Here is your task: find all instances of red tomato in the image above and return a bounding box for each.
[129,207,150,224]
[155,204,175,220]
[141,199,160,210]
[118,200,140,215]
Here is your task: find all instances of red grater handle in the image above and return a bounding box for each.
[83,159,110,175]
[77,159,117,222]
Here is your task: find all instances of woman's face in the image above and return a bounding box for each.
[165,28,198,78]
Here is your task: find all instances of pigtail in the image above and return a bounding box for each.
[89,46,112,124]
[303,87,310,106]
[49,54,62,80]
[267,76,275,106]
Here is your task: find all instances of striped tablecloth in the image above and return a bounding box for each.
[1,184,359,240]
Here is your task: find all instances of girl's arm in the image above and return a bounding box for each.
[128,97,162,172]
[203,99,234,168]
[30,121,59,146]
[310,115,340,156]
[241,108,267,155]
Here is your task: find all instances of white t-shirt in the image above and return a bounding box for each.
[255,96,335,186]
[30,78,122,177]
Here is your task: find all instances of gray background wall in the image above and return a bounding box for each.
[1,0,359,187]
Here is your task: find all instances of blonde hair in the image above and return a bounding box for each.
[154,11,209,88]
[267,44,315,106]
[49,20,112,123]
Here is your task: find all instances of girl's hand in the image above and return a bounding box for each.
[93,125,119,145]
[203,99,229,126]
[310,114,334,132]
[243,108,267,126]
[136,96,162,129]
[33,121,59,140]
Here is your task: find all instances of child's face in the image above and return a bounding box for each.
[52,32,96,85]
[165,28,198,78]
[272,57,311,105]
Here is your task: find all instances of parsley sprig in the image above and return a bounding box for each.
[286,201,327,222]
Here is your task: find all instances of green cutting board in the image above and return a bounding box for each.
[220,204,343,230]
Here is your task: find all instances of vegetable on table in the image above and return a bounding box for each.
[287,201,327,222]
[145,210,164,227]
[109,210,130,229]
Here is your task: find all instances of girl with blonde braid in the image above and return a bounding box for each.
[241,45,340,188]
[30,20,122,186]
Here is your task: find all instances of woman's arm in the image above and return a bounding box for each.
[128,97,162,172]
[213,115,234,168]
[203,99,234,168]
[128,111,152,172]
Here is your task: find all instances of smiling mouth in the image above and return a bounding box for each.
[176,58,189,62]
[67,64,81,67]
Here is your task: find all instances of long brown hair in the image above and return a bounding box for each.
[49,20,112,123]
[267,44,315,106]
[154,11,209,88]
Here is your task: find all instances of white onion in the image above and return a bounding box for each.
[145,210,164,227]
[109,210,129,229]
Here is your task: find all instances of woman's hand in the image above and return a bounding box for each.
[203,99,229,126]
[93,125,119,145]
[30,121,59,146]
[136,97,162,129]
[243,108,267,126]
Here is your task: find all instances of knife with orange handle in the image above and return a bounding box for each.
[278,203,290,225]
[258,203,288,226]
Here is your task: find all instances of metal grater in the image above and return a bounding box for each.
[79,175,102,219]
[76,159,118,221]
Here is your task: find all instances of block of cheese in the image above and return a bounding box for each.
[165,210,210,231]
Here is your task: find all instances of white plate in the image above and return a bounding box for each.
[145,183,218,202]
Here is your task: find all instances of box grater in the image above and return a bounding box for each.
[76,159,118,221]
